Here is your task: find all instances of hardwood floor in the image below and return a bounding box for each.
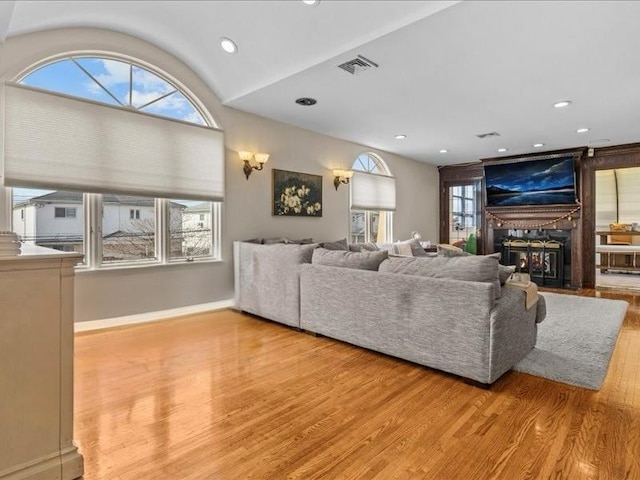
[74,289,640,480]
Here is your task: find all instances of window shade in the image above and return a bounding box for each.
[3,83,225,201]
[350,171,396,211]
[616,167,640,224]
[595,170,617,228]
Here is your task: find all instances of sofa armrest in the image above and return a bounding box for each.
[487,287,538,382]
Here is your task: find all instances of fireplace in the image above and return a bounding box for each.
[492,229,573,288]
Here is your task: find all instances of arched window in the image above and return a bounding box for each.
[350,153,393,244]
[10,54,221,267]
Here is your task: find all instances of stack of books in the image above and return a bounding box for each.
[0,231,21,257]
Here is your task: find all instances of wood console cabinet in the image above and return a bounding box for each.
[0,246,84,480]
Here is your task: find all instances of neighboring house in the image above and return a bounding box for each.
[12,191,187,260]
[181,202,212,257]
[13,191,84,252]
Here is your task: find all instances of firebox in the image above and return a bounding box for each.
[501,238,565,288]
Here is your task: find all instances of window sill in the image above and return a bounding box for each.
[75,257,223,273]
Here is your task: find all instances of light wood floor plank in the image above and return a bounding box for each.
[75,288,640,479]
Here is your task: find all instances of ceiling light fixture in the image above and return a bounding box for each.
[497,148,508,153]
[439,149,448,153]
[395,134,406,140]
[576,128,590,133]
[553,100,571,108]
[533,143,544,148]
[295,97,317,106]
[220,37,238,54]
[302,0,320,5]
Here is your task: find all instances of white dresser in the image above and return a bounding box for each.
[0,246,84,480]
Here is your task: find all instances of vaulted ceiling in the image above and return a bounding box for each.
[2,1,640,166]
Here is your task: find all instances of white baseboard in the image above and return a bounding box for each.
[74,299,235,333]
[0,449,79,480]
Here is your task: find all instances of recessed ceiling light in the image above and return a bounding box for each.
[395,134,406,140]
[497,148,508,153]
[302,0,320,4]
[220,37,238,54]
[295,97,317,106]
[553,100,571,108]
[439,149,448,154]
[533,143,544,148]
[576,128,590,133]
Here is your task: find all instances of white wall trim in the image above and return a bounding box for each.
[74,299,235,332]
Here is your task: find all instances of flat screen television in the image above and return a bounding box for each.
[484,156,577,207]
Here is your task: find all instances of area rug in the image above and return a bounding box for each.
[512,292,628,390]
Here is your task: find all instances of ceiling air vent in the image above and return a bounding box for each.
[337,55,379,75]
[476,131,501,139]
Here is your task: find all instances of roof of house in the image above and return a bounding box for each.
[14,191,189,209]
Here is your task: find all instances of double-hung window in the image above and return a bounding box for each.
[7,55,224,268]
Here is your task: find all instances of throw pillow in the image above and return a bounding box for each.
[263,237,288,244]
[284,238,314,244]
[498,264,516,285]
[437,243,466,257]
[349,242,380,252]
[379,255,502,299]
[320,238,349,250]
[390,238,427,257]
[312,248,388,271]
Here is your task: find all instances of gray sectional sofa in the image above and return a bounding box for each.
[233,240,546,385]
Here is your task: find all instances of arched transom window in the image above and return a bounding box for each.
[353,152,388,175]
[21,55,208,126]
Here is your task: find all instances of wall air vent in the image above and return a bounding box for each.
[337,55,379,75]
[476,131,501,139]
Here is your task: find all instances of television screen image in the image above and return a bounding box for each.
[484,156,577,207]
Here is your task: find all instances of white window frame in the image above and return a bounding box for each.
[54,206,77,218]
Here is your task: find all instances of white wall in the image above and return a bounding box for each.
[35,203,83,236]
[0,27,440,322]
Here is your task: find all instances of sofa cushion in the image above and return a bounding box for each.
[312,247,388,270]
[320,238,349,250]
[379,255,502,299]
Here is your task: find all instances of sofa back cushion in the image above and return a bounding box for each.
[312,247,388,271]
[379,255,501,298]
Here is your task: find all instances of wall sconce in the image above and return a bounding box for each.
[240,151,269,180]
[332,169,354,190]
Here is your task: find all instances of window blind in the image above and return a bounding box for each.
[3,83,225,201]
[616,167,640,224]
[595,170,617,228]
[350,171,396,211]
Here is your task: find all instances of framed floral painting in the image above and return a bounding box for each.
[272,169,323,217]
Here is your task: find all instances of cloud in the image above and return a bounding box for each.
[77,58,205,124]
